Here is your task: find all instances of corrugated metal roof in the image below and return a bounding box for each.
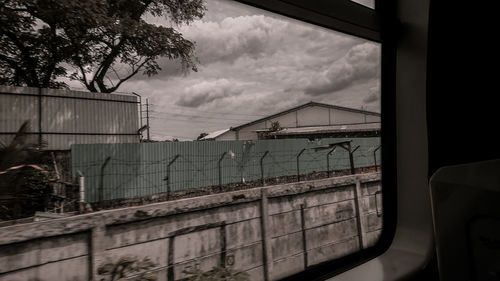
[201,129,230,140]
[267,122,381,136]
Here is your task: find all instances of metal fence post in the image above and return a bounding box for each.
[373,145,382,172]
[98,156,111,202]
[321,140,356,175]
[166,154,180,200]
[296,148,306,182]
[314,141,358,177]
[77,170,85,213]
[218,152,227,188]
[349,145,360,175]
[260,151,269,186]
[326,147,336,177]
[77,171,85,203]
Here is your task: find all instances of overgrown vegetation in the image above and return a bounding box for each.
[258,121,282,139]
[269,121,282,132]
[98,256,157,281]
[196,132,209,140]
[183,266,250,281]
[98,257,249,281]
[0,121,53,220]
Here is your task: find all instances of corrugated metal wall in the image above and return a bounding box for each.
[72,137,381,202]
[0,86,140,150]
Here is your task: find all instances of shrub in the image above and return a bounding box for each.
[98,256,157,281]
[183,266,250,281]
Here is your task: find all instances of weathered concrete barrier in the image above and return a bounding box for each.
[0,173,382,281]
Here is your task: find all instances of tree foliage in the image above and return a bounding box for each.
[183,266,250,281]
[196,132,208,140]
[98,256,157,281]
[269,121,281,132]
[0,0,205,92]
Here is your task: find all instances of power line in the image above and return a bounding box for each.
[144,103,267,117]
[149,110,255,122]
[147,115,244,125]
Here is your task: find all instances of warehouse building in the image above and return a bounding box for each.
[0,85,140,150]
[202,101,381,141]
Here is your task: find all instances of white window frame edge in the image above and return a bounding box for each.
[331,0,434,279]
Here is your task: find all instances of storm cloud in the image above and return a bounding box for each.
[362,82,381,103]
[179,13,360,67]
[303,42,380,96]
[175,78,248,107]
[114,0,381,140]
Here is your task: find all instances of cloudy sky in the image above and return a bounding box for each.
[69,0,381,140]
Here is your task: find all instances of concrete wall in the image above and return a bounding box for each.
[0,85,140,150]
[0,173,382,281]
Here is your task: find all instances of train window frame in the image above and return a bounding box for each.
[0,0,436,280]
[233,0,434,280]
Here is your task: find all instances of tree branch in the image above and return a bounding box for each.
[106,58,150,93]
[41,24,59,87]
[105,75,115,88]
[110,66,121,80]
[76,64,90,88]
[95,39,126,92]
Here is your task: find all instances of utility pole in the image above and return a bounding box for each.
[146,98,150,141]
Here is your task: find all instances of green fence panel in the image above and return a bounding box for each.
[72,137,381,202]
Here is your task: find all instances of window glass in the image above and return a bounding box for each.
[0,0,381,280]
